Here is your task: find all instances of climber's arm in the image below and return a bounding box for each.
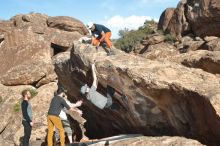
[92,64,98,88]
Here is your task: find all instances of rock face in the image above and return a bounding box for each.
[0,13,87,86]
[159,0,220,38]
[166,0,190,40]
[0,13,87,145]
[140,42,178,60]
[47,16,88,35]
[186,0,220,37]
[158,8,175,31]
[169,50,220,75]
[55,43,173,138]
[55,42,220,144]
[91,135,204,146]
[204,38,220,51]
[141,34,165,46]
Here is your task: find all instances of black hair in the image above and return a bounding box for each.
[57,87,66,95]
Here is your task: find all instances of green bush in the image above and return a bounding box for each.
[28,88,38,97]
[13,102,20,113]
[115,27,154,53]
[164,34,177,44]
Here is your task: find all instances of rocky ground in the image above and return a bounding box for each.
[1,0,220,146]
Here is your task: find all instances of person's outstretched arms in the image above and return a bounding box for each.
[68,100,83,108]
[92,63,98,88]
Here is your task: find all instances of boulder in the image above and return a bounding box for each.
[0,13,86,86]
[141,42,178,60]
[0,29,56,86]
[204,38,220,51]
[166,0,190,40]
[186,0,220,37]
[55,44,172,138]
[169,50,220,75]
[55,42,220,144]
[141,34,165,46]
[91,135,204,146]
[11,13,49,34]
[158,8,175,31]
[46,28,82,51]
[204,36,219,43]
[47,16,88,35]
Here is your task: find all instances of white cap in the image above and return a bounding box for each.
[87,22,94,29]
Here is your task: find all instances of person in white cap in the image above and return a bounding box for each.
[87,22,113,56]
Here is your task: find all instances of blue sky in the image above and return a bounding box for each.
[0,0,179,38]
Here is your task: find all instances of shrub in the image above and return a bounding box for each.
[164,34,177,44]
[28,88,38,97]
[115,27,154,53]
[13,102,20,113]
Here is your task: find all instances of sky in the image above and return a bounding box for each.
[0,0,179,38]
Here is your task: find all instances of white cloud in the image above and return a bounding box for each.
[101,15,158,39]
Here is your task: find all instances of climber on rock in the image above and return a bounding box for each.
[80,62,127,110]
[87,22,114,56]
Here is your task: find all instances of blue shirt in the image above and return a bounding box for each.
[91,24,111,39]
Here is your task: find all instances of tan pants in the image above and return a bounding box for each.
[47,115,65,146]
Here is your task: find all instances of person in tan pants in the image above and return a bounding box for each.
[47,87,82,146]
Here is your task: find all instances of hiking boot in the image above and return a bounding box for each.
[107,51,114,56]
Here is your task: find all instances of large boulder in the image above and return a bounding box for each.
[141,34,165,46]
[0,28,56,86]
[47,16,88,35]
[158,8,175,31]
[186,0,220,37]
[158,0,190,40]
[11,13,48,34]
[166,0,190,40]
[0,13,87,86]
[204,38,220,51]
[55,44,172,138]
[140,42,178,60]
[55,42,220,144]
[159,0,220,38]
[169,50,220,75]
